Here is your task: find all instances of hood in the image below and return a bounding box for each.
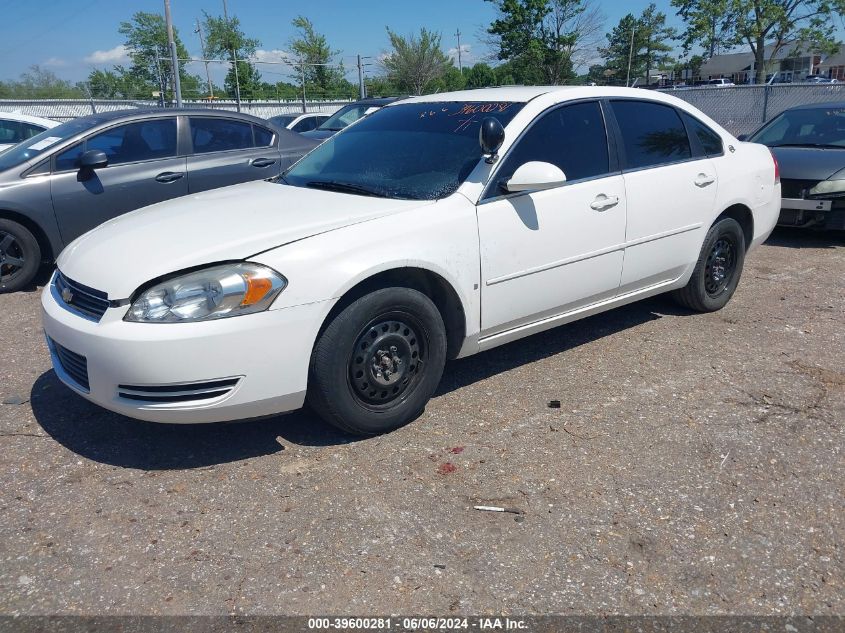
[57,179,431,299]
[770,146,845,181]
[300,129,335,140]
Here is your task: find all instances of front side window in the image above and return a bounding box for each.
[190,118,254,153]
[682,112,724,157]
[284,101,525,200]
[490,101,610,194]
[292,117,317,132]
[611,100,692,169]
[317,105,379,132]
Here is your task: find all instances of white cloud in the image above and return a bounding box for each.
[251,49,292,65]
[42,57,68,68]
[84,45,129,65]
[447,44,474,66]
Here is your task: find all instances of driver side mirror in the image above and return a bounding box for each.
[79,149,108,170]
[504,161,567,193]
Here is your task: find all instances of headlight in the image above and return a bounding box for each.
[809,179,845,197]
[125,263,286,323]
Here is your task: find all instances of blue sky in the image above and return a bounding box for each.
[1,0,695,84]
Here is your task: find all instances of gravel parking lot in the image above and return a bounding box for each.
[0,228,842,616]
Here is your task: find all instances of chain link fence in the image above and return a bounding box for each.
[658,83,845,135]
[0,99,351,122]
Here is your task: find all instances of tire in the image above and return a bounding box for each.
[672,217,746,312]
[0,219,41,294]
[307,287,447,436]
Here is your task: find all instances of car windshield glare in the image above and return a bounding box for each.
[750,107,845,148]
[0,118,93,171]
[284,101,525,200]
[318,104,375,131]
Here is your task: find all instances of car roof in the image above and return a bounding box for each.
[67,107,275,127]
[0,111,60,127]
[787,100,845,111]
[397,85,704,105]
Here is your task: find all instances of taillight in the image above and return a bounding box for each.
[771,150,780,184]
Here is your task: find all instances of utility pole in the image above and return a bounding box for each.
[301,61,306,113]
[357,54,365,99]
[455,29,463,73]
[222,0,241,112]
[625,25,636,87]
[195,18,214,100]
[164,0,182,107]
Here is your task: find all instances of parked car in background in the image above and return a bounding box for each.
[744,101,845,229]
[0,109,317,292]
[300,96,402,140]
[803,75,838,84]
[42,87,780,435]
[268,112,331,133]
[707,78,735,86]
[0,112,59,153]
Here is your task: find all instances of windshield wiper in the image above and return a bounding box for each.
[771,142,845,149]
[306,180,388,197]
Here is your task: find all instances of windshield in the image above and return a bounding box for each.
[0,117,93,171]
[750,106,845,148]
[270,115,297,127]
[283,101,525,200]
[318,103,381,131]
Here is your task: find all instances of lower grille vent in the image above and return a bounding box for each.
[118,378,240,403]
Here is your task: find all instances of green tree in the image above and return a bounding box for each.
[87,67,152,99]
[673,0,845,83]
[289,16,346,95]
[465,62,497,87]
[599,5,676,86]
[118,11,200,101]
[382,28,451,95]
[428,65,467,93]
[638,4,677,82]
[0,66,85,98]
[672,0,731,57]
[202,11,261,99]
[485,0,604,85]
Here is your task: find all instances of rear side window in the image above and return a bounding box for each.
[253,125,275,146]
[611,101,691,169]
[190,118,253,153]
[682,112,724,157]
[493,101,610,192]
[0,119,46,144]
[292,117,317,132]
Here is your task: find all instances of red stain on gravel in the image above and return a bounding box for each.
[437,463,457,475]
[449,447,465,454]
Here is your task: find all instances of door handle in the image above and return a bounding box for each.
[155,171,184,183]
[590,194,620,211]
[694,173,716,187]
[250,158,277,168]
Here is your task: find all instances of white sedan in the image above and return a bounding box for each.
[0,112,59,152]
[42,87,780,435]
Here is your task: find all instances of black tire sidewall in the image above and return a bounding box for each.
[692,218,746,311]
[0,219,40,293]
[308,288,447,435]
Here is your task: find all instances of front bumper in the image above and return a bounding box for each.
[778,197,845,230]
[42,276,330,423]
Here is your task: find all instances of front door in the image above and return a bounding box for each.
[50,117,187,245]
[477,101,627,337]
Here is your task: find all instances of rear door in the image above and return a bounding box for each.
[49,116,187,244]
[607,100,718,292]
[185,116,281,193]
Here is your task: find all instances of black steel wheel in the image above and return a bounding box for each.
[0,219,41,293]
[704,236,737,297]
[308,287,447,436]
[672,216,746,312]
[348,313,425,408]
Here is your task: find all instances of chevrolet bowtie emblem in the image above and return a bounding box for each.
[61,287,73,303]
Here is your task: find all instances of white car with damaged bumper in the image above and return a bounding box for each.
[42,87,781,435]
